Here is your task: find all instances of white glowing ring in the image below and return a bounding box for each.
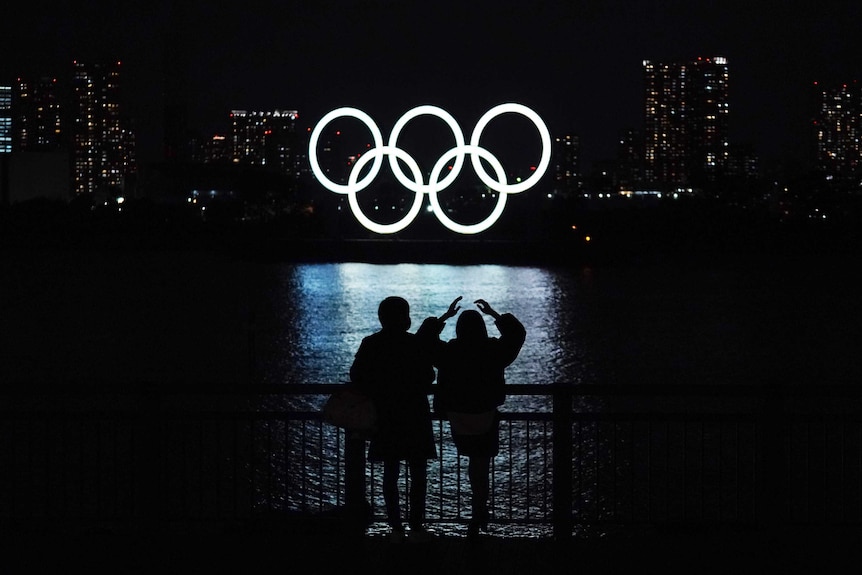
[470,103,552,194]
[308,107,384,195]
[308,103,550,234]
[428,145,508,234]
[347,146,426,234]
[387,105,466,193]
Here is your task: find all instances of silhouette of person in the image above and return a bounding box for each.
[350,296,437,543]
[423,296,526,538]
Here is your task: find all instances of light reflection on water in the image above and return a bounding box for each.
[257,262,594,390]
[257,257,862,392]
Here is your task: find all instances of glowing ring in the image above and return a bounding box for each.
[308,107,384,195]
[470,103,552,194]
[387,105,466,193]
[308,103,550,234]
[347,146,426,235]
[428,145,508,234]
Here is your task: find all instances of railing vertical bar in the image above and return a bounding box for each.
[79,420,85,518]
[507,421,513,520]
[544,420,550,518]
[630,421,635,523]
[822,417,828,523]
[551,383,573,538]
[735,421,739,522]
[457,437,463,520]
[595,422,600,523]
[682,420,687,522]
[197,421,205,516]
[57,419,63,519]
[665,420,670,523]
[611,421,617,521]
[841,416,846,523]
[301,421,307,510]
[40,420,50,520]
[490,455,496,523]
[97,420,103,517]
[233,418,240,519]
[404,462,411,525]
[576,420,582,524]
[718,422,723,523]
[369,457,377,518]
[701,421,705,522]
[246,420,253,517]
[285,421,293,507]
[266,422,273,509]
[438,419,444,518]
[60,420,68,518]
[806,421,811,521]
[526,420,531,520]
[316,420,323,512]
[647,419,652,524]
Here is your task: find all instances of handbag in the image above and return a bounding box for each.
[322,387,377,431]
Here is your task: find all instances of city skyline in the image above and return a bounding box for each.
[3,48,860,212]
[2,1,860,172]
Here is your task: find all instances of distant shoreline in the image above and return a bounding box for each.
[2,200,860,267]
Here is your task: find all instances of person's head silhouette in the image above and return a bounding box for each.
[378,296,411,332]
[456,309,488,342]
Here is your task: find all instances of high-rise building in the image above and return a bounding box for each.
[230,109,301,176]
[643,56,729,189]
[617,128,644,192]
[812,80,861,181]
[195,134,232,164]
[551,134,580,198]
[0,85,11,154]
[71,60,136,197]
[0,85,10,205]
[13,77,66,151]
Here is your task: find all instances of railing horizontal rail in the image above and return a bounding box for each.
[3,382,861,395]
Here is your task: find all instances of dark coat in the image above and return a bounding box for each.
[350,328,437,462]
[426,312,525,457]
[430,313,526,415]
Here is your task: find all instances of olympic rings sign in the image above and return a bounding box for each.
[308,103,551,234]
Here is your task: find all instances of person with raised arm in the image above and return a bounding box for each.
[422,296,526,538]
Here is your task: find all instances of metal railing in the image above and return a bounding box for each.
[1,383,860,538]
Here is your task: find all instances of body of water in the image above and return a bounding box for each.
[2,247,859,389]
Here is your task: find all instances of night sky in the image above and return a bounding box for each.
[2,0,861,171]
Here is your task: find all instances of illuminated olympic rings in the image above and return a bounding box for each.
[308,103,552,234]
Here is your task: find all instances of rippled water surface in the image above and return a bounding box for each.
[250,257,861,390]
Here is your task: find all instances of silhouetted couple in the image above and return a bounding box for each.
[349,295,526,542]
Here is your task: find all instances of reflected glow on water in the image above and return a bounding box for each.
[255,256,862,398]
[259,262,593,391]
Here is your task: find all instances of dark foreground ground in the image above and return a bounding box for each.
[3,516,861,575]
